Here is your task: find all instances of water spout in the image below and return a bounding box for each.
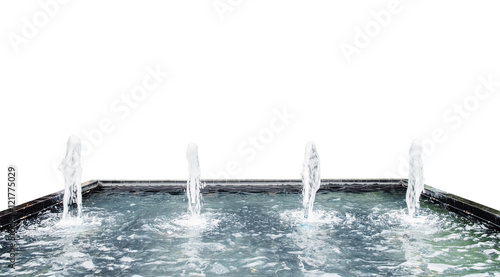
[59,136,83,221]
[186,143,203,217]
[302,141,321,219]
[406,140,424,217]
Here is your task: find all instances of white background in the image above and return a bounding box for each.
[1,0,499,211]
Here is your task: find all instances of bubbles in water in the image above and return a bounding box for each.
[406,140,424,218]
[280,209,341,227]
[59,135,83,221]
[157,212,222,239]
[302,141,321,219]
[171,213,219,232]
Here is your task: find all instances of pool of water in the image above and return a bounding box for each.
[1,191,499,276]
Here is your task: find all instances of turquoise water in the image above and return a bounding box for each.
[1,191,499,276]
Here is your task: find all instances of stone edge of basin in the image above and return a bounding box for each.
[0,180,98,230]
[420,184,500,231]
[0,179,499,231]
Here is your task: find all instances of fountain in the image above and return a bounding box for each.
[406,140,424,217]
[59,135,83,221]
[2,137,500,276]
[302,141,321,219]
[186,143,203,217]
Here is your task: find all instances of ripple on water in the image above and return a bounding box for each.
[1,191,499,276]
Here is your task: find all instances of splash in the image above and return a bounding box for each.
[302,141,321,219]
[59,136,83,221]
[186,143,204,217]
[406,140,424,217]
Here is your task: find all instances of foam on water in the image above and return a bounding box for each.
[22,209,103,238]
[280,209,342,227]
[165,212,222,238]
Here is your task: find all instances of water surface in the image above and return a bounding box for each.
[1,191,499,276]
